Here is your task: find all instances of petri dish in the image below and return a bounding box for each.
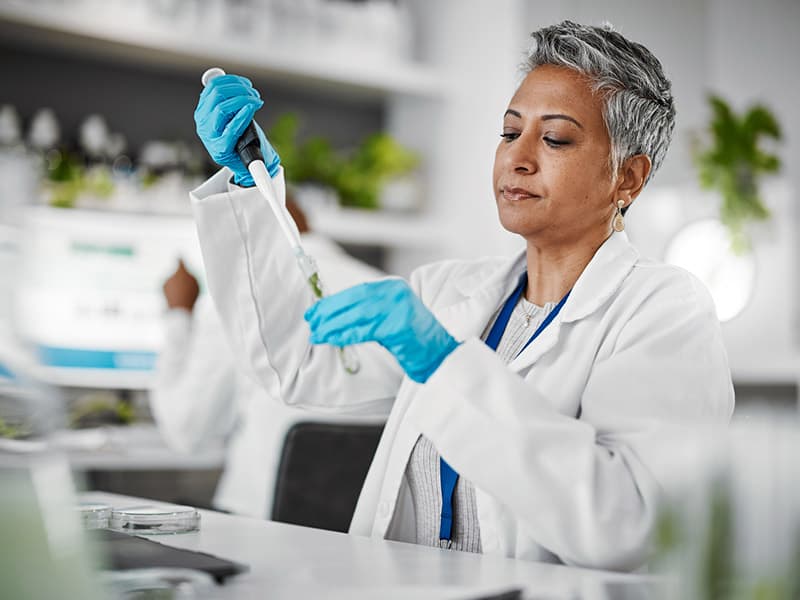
[76,502,112,529]
[99,567,217,599]
[109,504,200,535]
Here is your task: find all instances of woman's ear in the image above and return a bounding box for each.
[615,154,652,207]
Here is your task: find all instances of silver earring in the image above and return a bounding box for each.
[612,200,625,232]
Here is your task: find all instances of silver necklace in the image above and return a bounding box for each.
[520,298,537,327]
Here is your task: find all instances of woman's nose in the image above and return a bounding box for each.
[506,135,538,174]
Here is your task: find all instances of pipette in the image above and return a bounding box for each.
[202,67,360,375]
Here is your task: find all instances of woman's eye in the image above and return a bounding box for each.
[544,137,569,148]
[500,132,519,142]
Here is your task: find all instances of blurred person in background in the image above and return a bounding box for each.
[149,197,387,518]
[190,22,733,570]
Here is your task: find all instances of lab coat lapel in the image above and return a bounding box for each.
[507,316,563,372]
[435,254,527,342]
[435,234,637,372]
[508,233,639,372]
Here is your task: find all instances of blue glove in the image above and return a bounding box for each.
[304,279,460,383]
[194,74,281,186]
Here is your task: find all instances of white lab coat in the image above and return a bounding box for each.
[149,232,388,518]
[190,168,734,571]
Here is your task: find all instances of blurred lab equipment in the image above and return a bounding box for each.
[108,502,200,534]
[1,454,104,600]
[79,114,114,161]
[0,113,37,326]
[0,104,23,147]
[0,285,65,448]
[27,107,60,152]
[2,453,230,598]
[98,566,218,599]
[0,339,100,597]
[650,415,800,600]
[77,501,112,529]
[22,0,416,61]
[13,206,205,389]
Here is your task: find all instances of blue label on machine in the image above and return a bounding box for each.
[0,362,15,381]
[37,346,157,371]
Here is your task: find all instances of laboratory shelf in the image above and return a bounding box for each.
[0,2,443,99]
[728,355,800,386]
[306,206,446,248]
[55,424,225,471]
[23,202,444,249]
[31,364,156,390]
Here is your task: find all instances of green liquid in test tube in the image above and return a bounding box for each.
[296,249,360,374]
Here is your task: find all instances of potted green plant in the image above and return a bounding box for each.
[692,95,782,254]
[268,113,419,210]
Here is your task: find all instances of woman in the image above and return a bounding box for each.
[191,21,733,571]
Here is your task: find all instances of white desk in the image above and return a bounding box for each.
[87,492,668,600]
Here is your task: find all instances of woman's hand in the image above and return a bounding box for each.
[162,259,200,312]
[304,279,459,383]
[194,74,281,185]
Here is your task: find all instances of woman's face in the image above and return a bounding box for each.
[493,65,619,246]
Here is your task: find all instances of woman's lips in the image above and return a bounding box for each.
[502,187,540,201]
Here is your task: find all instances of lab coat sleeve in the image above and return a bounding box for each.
[408,269,734,571]
[190,168,401,415]
[149,303,238,454]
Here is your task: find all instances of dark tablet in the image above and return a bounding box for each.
[88,528,248,583]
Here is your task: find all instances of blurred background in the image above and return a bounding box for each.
[0,0,799,555]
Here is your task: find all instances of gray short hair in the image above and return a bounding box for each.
[522,21,675,186]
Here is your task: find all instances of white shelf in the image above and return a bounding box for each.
[729,355,800,386]
[307,207,446,248]
[57,425,225,471]
[32,365,155,390]
[0,2,443,99]
[25,200,443,249]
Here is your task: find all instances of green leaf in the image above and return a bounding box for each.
[743,105,781,140]
[700,477,735,600]
[789,530,800,600]
[267,113,302,179]
[693,95,783,250]
[266,112,419,209]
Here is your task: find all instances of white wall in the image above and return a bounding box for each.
[398,0,527,268]
[707,0,800,194]
[705,0,800,370]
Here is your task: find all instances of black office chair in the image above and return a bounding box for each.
[271,422,384,532]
